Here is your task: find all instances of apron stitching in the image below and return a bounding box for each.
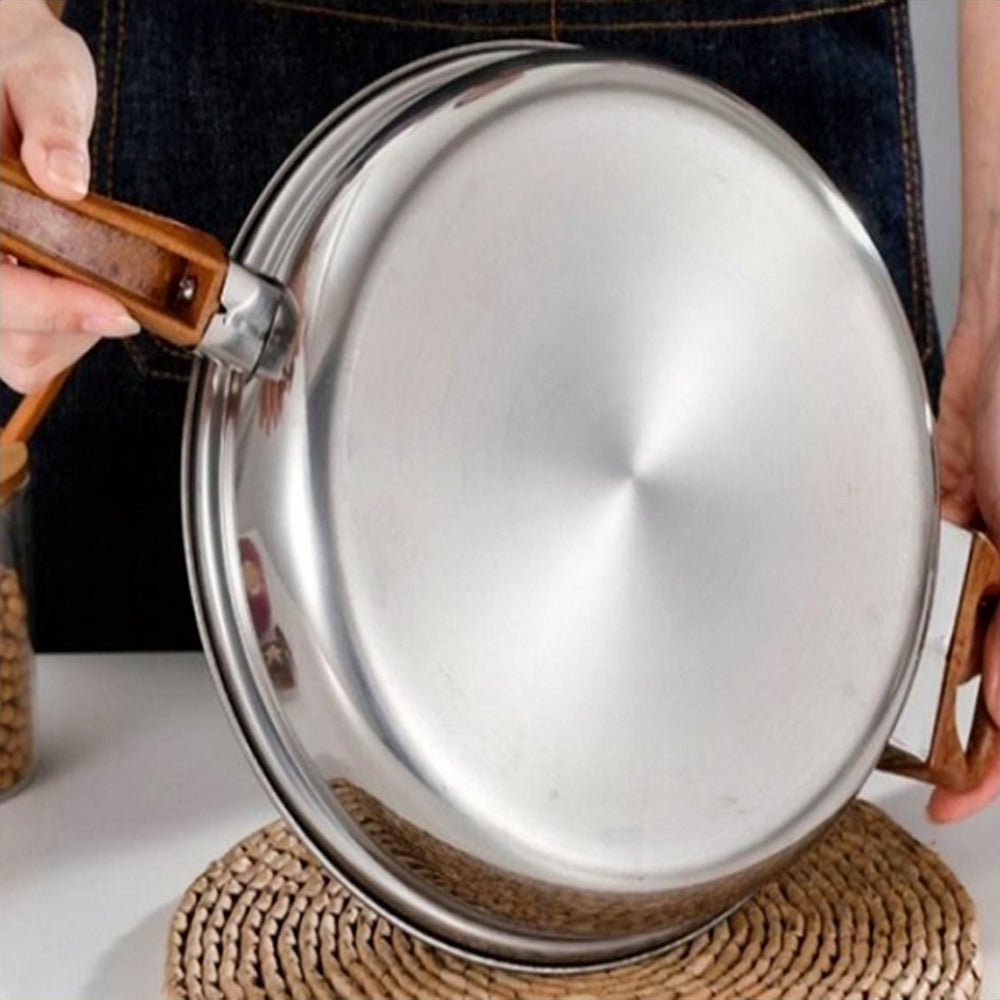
[93,0,110,193]
[144,332,195,377]
[888,3,922,358]
[892,2,933,359]
[149,341,195,360]
[897,3,938,352]
[106,0,128,197]
[124,335,192,380]
[549,0,558,40]
[104,1,186,383]
[230,0,889,31]
[229,0,548,29]
[146,368,193,383]
[122,337,148,374]
[333,0,842,3]
[104,0,149,378]
[138,342,193,381]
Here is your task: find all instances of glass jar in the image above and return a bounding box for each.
[0,442,33,800]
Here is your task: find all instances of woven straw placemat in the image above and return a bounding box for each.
[164,800,980,1000]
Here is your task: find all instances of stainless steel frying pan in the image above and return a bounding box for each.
[2,43,997,970]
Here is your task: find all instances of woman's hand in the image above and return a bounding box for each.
[928,316,1000,823]
[0,0,138,395]
[928,1,1000,823]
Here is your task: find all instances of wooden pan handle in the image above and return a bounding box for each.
[0,155,228,348]
[880,531,1000,793]
[0,368,72,447]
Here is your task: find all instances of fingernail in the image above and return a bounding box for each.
[81,314,141,336]
[46,147,89,195]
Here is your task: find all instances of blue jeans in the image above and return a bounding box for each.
[2,0,941,650]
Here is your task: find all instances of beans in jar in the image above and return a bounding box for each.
[0,564,32,796]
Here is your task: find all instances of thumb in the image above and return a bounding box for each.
[5,31,97,200]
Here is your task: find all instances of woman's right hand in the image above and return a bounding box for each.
[0,0,139,395]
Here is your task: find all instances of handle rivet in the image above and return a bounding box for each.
[177,275,198,303]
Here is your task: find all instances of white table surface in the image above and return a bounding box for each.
[0,653,996,999]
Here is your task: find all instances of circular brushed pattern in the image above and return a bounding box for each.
[328,65,934,872]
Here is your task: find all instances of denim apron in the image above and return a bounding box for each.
[3,0,941,650]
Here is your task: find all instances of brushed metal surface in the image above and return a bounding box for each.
[184,46,938,967]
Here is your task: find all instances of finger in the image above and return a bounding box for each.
[0,329,99,394]
[0,264,139,336]
[939,489,978,529]
[4,29,97,199]
[938,484,979,532]
[926,610,1000,823]
[0,265,138,392]
[934,421,977,525]
[935,420,973,483]
[927,611,1000,823]
[927,758,1000,823]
